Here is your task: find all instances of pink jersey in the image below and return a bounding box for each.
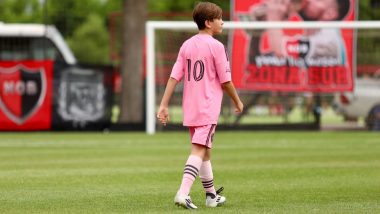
[170,34,231,126]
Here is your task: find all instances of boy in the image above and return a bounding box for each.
[156,2,244,210]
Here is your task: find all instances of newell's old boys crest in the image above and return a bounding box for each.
[0,65,46,124]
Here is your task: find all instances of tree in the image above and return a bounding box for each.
[148,0,229,14]
[119,0,147,123]
[45,0,104,38]
[357,0,380,65]
[0,0,42,23]
[67,14,110,64]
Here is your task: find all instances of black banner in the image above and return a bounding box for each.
[52,62,114,130]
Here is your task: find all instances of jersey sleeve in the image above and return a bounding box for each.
[170,44,185,82]
[214,43,231,83]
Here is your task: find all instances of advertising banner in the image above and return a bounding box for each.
[51,62,114,130]
[0,61,53,130]
[231,0,356,92]
[0,61,114,131]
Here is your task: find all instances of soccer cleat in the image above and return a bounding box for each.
[174,192,198,209]
[205,187,226,207]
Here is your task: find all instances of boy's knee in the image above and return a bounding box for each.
[191,144,208,158]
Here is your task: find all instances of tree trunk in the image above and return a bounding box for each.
[119,0,147,123]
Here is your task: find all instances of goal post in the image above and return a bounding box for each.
[146,21,380,134]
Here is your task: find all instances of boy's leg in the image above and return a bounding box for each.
[199,150,217,195]
[175,144,206,209]
[174,125,214,209]
[199,145,226,207]
[178,144,206,196]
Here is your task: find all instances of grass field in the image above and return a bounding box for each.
[0,131,379,213]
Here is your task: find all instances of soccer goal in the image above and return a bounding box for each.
[146,21,380,134]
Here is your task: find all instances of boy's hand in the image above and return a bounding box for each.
[157,106,169,126]
[235,100,244,114]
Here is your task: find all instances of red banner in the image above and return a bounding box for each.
[231,0,356,92]
[0,61,53,130]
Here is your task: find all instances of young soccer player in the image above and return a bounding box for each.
[156,2,244,210]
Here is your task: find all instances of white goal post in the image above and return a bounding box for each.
[146,21,380,134]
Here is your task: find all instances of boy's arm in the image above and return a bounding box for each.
[222,81,244,113]
[157,77,179,125]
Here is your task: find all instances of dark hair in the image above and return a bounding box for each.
[192,2,222,30]
[337,0,351,20]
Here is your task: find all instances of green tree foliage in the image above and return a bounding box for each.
[0,0,113,65]
[1,0,379,65]
[357,0,380,65]
[0,0,245,66]
[67,14,110,64]
[359,0,380,20]
[45,0,104,38]
[148,0,229,14]
[45,0,118,64]
[0,0,42,22]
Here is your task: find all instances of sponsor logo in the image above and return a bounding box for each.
[285,39,310,58]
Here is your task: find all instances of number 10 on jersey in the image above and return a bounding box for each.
[187,59,204,82]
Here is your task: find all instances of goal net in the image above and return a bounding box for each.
[146,21,380,134]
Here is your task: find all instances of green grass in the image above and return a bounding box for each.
[0,132,379,213]
[168,105,346,125]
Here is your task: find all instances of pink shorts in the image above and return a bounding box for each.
[189,124,216,149]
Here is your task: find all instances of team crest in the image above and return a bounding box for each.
[0,65,46,124]
[57,67,105,126]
